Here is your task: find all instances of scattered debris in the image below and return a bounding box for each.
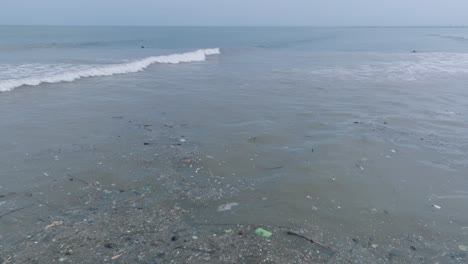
[45,221,63,229]
[262,166,284,170]
[432,204,442,209]
[355,164,364,170]
[217,202,239,212]
[459,245,468,252]
[255,228,272,238]
[286,231,331,250]
[111,254,123,260]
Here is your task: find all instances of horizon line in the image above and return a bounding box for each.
[0,24,467,28]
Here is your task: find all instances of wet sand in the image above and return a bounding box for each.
[0,112,465,263]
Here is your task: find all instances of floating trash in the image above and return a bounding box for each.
[217,202,239,212]
[45,221,63,229]
[459,245,468,251]
[255,228,272,238]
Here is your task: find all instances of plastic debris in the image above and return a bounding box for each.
[432,204,441,209]
[111,254,123,260]
[255,227,272,238]
[45,221,63,229]
[459,245,468,251]
[217,202,239,212]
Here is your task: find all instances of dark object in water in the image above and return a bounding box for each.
[412,50,417,53]
[286,231,332,250]
[104,243,115,249]
[141,45,145,49]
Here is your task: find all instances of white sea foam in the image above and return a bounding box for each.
[0,48,220,92]
[307,52,468,82]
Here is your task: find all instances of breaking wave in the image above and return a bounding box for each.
[0,48,220,92]
[306,52,468,82]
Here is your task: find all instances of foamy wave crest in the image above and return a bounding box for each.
[307,52,468,82]
[0,48,220,92]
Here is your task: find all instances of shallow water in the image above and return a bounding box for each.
[1,26,468,257]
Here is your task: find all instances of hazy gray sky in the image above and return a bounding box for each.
[1,0,468,26]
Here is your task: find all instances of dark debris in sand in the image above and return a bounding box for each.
[1,123,467,264]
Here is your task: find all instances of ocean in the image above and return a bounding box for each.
[1,26,468,262]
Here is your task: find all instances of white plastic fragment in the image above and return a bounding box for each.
[217,202,239,212]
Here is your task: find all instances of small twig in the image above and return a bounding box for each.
[287,231,332,250]
[175,246,216,255]
[0,204,35,219]
[261,166,284,170]
[73,177,90,186]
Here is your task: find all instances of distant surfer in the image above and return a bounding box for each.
[141,45,145,49]
[411,50,417,53]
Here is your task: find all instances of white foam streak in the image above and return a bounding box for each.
[0,48,220,92]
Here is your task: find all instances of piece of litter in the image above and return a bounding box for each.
[45,221,63,229]
[111,254,123,260]
[59,257,67,262]
[217,202,239,212]
[179,138,186,142]
[459,245,468,251]
[433,204,442,209]
[371,244,379,249]
[255,227,272,238]
[192,236,198,240]
[390,149,397,153]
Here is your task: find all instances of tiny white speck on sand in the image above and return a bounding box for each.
[217,202,239,212]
